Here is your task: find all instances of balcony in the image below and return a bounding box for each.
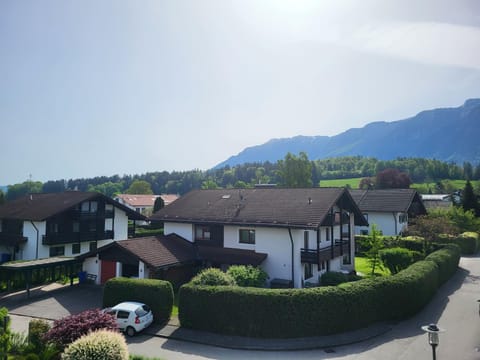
[42,230,114,245]
[0,233,28,246]
[301,239,350,264]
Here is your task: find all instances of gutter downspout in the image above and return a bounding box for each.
[30,221,39,260]
[288,228,294,288]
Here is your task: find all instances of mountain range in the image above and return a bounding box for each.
[216,99,480,168]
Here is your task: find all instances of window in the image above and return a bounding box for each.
[399,213,408,223]
[239,229,255,244]
[72,222,80,233]
[89,242,97,252]
[325,228,331,241]
[72,243,81,254]
[49,246,65,257]
[360,230,369,235]
[363,213,369,221]
[117,310,130,319]
[195,226,211,241]
[304,231,309,249]
[304,263,313,280]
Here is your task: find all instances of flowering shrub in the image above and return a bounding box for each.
[44,309,118,349]
[62,329,128,360]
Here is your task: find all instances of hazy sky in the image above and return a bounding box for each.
[1,0,479,185]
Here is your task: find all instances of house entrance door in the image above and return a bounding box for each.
[101,260,116,284]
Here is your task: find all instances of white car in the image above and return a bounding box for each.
[104,301,154,336]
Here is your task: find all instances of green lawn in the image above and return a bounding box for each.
[320,178,362,188]
[355,256,390,277]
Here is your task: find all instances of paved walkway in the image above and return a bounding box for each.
[1,281,392,351]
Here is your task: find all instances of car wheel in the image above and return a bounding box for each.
[126,326,136,337]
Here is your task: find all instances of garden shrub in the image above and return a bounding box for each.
[103,277,174,324]
[43,309,118,350]
[0,307,10,356]
[8,331,28,356]
[62,329,128,360]
[190,268,236,286]
[178,245,460,338]
[320,271,361,286]
[226,265,267,287]
[379,247,421,274]
[435,232,479,255]
[28,319,50,353]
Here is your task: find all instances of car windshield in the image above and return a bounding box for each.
[135,304,151,317]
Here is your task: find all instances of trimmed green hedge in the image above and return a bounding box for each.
[103,277,173,324]
[178,245,460,338]
[435,232,480,255]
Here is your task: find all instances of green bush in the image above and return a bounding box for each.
[178,246,460,338]
[0,307,10,356]
[62,329,129,360]
[103,277,173,324]
[379,247,421,275]
[28,319,50,353]
[435,232,479,255]
[320,271,361,286]
[226,266,267,287]
[190,268,236,286]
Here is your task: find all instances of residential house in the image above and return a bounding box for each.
[149,188,368,288]
[0,191,145,263]
[114,194,179,215]
[349,189,427,236]
[421,194,453,210]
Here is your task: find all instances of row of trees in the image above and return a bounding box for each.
[3,155,480,201]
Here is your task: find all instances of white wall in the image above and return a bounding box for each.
[164,222,194,242]
[83,256,99,277]
[114,210,129,240]
[22,221,46,260]
[355,212,405,236]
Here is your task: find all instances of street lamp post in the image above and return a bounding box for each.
[421,323,444,360]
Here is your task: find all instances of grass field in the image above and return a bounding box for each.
[320,178,362,188]
[355,256,390,277]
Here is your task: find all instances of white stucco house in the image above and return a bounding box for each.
[114,194,179,214]
[0,191,145,266]
[149,188,368,288]
[349,189,427,236]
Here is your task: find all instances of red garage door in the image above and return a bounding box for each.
[101,260,116,284]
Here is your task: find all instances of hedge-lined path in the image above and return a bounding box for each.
[4,255,480,359]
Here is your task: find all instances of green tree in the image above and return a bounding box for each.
[462,180,479,215]
[201,179,219,190]
[153,196,165,213]
[277,152,313,187]
[125,180,153,194]
[0,191,4,205]
[6,181,42,200]
[365,224,384,275]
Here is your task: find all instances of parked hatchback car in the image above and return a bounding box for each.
[104,301,153,336]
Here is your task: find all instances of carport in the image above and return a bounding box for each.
[0,257,82,298]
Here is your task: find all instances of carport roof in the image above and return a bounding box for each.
[0,256,79,270]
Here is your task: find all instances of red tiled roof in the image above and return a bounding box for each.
[115,194,179,207]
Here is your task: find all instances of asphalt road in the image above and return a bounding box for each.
[6,255,480,359]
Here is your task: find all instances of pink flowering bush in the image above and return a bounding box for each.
[44,309,118,349]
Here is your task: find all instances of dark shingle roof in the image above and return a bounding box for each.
[0,191,146,221]
[349,189,427,214]
[150,188,367,228]
[113,234,196,269]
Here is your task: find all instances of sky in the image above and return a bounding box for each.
[1,0,479,185]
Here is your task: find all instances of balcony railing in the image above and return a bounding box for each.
[42,230,114,245]
[69,209,114,219]
[301,239,350,264]
[0,233,28,246]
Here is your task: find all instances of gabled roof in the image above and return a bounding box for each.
[0,191,146,221]
[103,234,197,269]
[349,189,427,214]
[150,188,368,229]
[115,194,179,207]
[78,234,267,269]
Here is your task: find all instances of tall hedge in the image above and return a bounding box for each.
[103,277,173,324]
[435,232,480,255]
[178,245,460,338]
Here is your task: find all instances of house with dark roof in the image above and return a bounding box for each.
[114,194,179,215]
[349,189,427,236]
[150,188,368,288]
[0,192,145,264]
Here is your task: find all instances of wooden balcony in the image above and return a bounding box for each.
[0,233,28,246]
[42,230,114,245]
[301,239,350,264]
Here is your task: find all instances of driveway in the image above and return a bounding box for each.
[0,283,103,321]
